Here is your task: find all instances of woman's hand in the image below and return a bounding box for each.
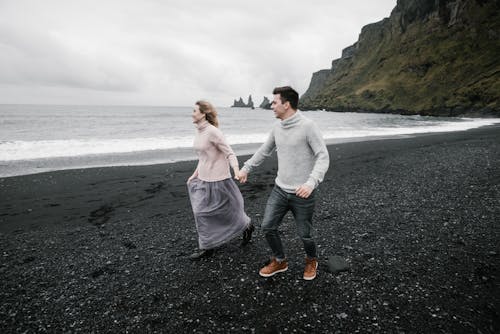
[233,167,240,181]
[187,174,197,184]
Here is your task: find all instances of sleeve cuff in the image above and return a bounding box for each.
[305,179,317,189]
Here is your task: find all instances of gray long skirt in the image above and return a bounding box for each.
[187,177,251,250]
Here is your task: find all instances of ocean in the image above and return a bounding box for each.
[1,104,499,178]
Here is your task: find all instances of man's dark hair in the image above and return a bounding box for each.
[273,86,299,110]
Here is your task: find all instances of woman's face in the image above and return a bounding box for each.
[192,105,206,124]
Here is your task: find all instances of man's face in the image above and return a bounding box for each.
[271,94,287,120]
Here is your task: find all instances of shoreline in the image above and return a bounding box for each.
[1,125,499,332]
[2,122,499,179]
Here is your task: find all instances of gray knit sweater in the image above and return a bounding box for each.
[242,111,329,193]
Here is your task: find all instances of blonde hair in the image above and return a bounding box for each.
[196,100,219,128]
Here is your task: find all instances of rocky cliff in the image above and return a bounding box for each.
[300,0,500,116]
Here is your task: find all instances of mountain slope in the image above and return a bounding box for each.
[300,0,500,116]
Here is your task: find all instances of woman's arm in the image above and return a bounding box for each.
[187,164,199,183]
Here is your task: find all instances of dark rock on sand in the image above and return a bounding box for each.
[327,255,350,273]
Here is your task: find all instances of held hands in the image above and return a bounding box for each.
[236,169,311,197]
[237,170,248,184]
[295,184,313,198]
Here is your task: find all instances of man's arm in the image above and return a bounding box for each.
[238,130,276,183]
[303,122,330,190]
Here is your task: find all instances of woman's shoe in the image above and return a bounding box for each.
[241,224,255,246]
[189,249,214,261]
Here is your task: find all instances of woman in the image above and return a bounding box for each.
[187,100,254,260]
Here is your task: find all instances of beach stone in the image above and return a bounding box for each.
[327,256,350,273]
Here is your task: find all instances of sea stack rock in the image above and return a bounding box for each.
[259,96,271,109]
[247,95,254,109]
[231,94,255,109]
[231,97,247,108]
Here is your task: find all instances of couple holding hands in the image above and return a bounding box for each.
[187,86,329,280]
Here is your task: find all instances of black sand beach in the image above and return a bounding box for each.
[1,126,499,333]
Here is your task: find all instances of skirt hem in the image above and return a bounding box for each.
[199,218,251,250]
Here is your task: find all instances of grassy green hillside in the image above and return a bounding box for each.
[300,0,500,116]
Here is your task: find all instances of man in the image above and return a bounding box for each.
[238,86,329,280]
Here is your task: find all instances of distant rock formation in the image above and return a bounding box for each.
[300,0,500,116]
[259,96,272,109]
[247,95,254,109]
[232,97,246,108]
[231,95,254,109]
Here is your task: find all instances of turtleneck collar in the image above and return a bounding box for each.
[280,111,302,128]
[195,119,210,131]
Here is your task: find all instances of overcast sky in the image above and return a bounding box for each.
[0,0,397,107]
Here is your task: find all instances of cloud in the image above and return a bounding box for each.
[0,0,397,106]
[0,23,142,91]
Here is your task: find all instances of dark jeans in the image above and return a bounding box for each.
[261,185,317,260]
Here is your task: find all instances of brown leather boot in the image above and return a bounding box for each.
[303,257,318,280]
[259,257,288,277]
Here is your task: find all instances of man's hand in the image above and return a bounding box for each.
[238,170,248,184]
[295,184,313,198]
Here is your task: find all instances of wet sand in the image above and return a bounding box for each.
[1,125,499,333]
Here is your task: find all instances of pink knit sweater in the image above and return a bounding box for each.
[193,120,238,182]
